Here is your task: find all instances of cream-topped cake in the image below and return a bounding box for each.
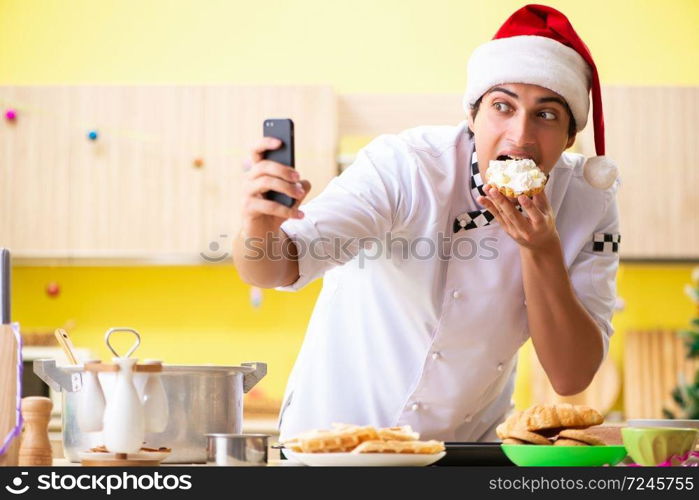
[487,157,547,198]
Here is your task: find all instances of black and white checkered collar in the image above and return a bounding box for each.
[453,148,523,233]
[469,149,487,208]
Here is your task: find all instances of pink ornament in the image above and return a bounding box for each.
[5,109,17,121]
[46,282,61,298]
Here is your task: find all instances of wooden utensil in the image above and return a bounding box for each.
[54,328,79,365]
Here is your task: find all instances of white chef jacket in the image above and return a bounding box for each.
[274,121,620,442]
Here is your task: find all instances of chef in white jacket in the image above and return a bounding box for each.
[233,4,621,442]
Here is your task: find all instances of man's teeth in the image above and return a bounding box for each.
[496,155,532,161]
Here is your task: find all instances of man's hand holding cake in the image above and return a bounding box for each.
[477,155,559,252]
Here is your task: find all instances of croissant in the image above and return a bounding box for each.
[495,410,522,439]
[497,404,603,439]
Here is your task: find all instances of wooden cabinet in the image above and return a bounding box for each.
[576,87,699,258]
[2,85,696,259]
[0,85,337,260]
[339,87,699,258]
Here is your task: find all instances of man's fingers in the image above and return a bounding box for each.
[249,137,283,163]
[532,192,549,213]
[477,196,504,224]
[245,197,304,220]
[518,195,545,225]
[248,160,300,183]
[291,179,312,208]
[249,176,305,200]
[487,187,525,231]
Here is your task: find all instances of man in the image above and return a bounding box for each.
[233,4,621,442]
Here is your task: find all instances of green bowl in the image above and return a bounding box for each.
[621,427,699,466]
[501,444,627,467]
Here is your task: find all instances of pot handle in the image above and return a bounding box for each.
[241,362,267,393]
[33,359,82,393]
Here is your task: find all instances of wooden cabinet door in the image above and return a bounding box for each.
[0,85,337,259]
[577,86,699,258]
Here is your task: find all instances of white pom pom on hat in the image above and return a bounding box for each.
[583,156,619,190]
[465,4,617,190]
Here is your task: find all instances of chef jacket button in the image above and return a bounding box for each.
[452,290,461,299]
[497,362,504,372]
[431,351,441,360]
[411,402,420,411]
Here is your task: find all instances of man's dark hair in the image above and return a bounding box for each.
[466,95,577,139]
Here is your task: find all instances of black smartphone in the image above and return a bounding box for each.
[262,118,295,208]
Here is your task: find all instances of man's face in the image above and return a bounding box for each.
[468,83,576,181]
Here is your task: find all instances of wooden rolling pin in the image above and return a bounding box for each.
[18,397,53,466]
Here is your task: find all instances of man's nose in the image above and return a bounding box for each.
[507,113,536,147]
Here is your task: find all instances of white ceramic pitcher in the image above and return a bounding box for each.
[76,360,106,432]
[102,357,145,454]
[141,360,169,433]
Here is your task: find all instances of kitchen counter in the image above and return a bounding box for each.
[51,458,302,467]
[48,418,281,460]
[49,444,298,466]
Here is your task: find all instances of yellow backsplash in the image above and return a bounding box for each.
[13,265,320,402]
[12,263,697,411]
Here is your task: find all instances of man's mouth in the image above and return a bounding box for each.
[496,154,535,161]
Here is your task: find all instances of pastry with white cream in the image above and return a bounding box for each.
[486,156,547,198]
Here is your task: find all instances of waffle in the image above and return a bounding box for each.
[283,425,379,453]
[282,423,444,454]
[351,440,445,454]
[376,425,420,441]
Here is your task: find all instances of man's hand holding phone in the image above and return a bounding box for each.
[241,136,311,240]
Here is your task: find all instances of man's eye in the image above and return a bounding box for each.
[493,102,511,113]
[539,111,556,120]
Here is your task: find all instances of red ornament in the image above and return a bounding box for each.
[5,109,17,122]
[46,282,61,298]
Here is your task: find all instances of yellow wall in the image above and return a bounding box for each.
[515,264,698,411]
[1,0,698,88]
[12,264,699,406]
[13,266,321,400]
[3,0,699,409]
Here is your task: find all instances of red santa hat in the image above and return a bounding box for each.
[464,4,618,189]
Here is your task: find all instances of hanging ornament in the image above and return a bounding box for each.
[45,282,61,298]
[4,109,17,122]
[193,157,205,169]
[249,286,263,308]
[87,130,99,141]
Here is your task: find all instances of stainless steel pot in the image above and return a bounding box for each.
[34,359,267,463]
[206,433,269,466]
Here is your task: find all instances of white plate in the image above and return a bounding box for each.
[282,448,446,467]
